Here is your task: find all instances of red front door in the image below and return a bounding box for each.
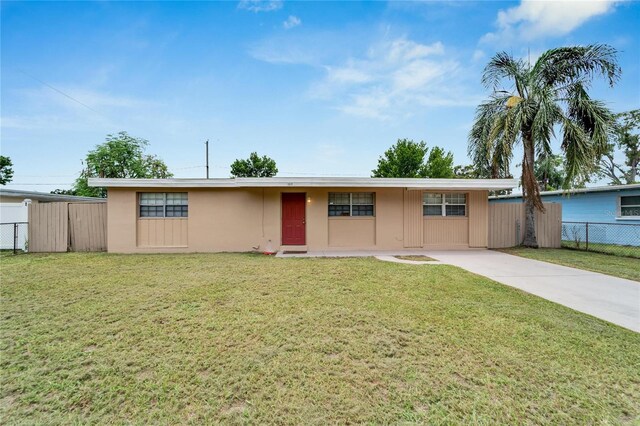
[282,193,306,245]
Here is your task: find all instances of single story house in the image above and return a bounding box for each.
[490,184,640,224]
[89,177,518,253]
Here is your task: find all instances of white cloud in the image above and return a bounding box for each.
[238,0,283,13]
[248,31,349,66]
[482,0,619,43]
[283,15,301,29]
[251,32,480,120]
[472,49,485,62]
[308,38,474,119]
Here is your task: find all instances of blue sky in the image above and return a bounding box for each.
[1,0,639,192]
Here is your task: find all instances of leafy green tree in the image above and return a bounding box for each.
[534,154,566,191]
[50,189,78,196]
[599,109,639,185]
[372,139,454,178]
[469,45,620,247]
[424,146,455,178]
[453,164,513,195]
[230,152,278,177]
[73,132,173,197]
[0,156,14,185]
[453,164,479,179]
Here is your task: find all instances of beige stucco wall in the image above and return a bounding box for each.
[106,187,489,253]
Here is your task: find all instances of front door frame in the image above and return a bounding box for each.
[281,192,307,246]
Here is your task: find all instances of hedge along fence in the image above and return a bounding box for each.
[28,202,107,252]
[488,202,562,248]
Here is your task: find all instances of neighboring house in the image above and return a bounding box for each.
[490,184,640,247]
[89,177,518,253]
[0,188,105,204]
[490,184,640,224]
[0,188,105,250]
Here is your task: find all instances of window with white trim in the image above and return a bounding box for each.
[620,195,640,217]
[139,193,188,218]
[328,192,375,216]
[423,193,466,217]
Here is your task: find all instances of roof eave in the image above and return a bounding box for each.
[88,177,519,191]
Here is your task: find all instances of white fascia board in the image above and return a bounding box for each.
[491,182,640,199]
[88,177,519,190]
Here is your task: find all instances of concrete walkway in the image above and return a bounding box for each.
[277,249,640,332]
[426,250,640,333]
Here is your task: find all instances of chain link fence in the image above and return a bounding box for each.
[562,221,640,259]
[0,222,28,254]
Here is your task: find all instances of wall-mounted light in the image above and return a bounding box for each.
[307,196,311,203]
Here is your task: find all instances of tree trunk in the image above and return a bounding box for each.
[523,195,537,248]
[522,133,539,248]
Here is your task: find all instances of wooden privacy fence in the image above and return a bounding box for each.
[28,202,107,252]
[488,202,562,248]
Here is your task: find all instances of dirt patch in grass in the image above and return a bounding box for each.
[394,255,436,262]
[1,253,639,424]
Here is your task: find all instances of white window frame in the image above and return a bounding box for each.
[139,192,188,218]
[328,192,375,217]
[618,195,640,219]
[423,192,467,217]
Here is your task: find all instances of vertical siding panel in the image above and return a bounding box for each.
[70,204,77,250]
[423,219,469,245]
[136,218,189,247]
[182,218,188,246]
[489,202,561,248]
[46,204,52,252]
[68,203,107,252]
[168,220,174,245]
[468,191,488,247]
[403,190,423,248]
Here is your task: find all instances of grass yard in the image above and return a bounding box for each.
[561,241,640,259]
[1,253,639,424]
[394,255,436,262]
[501,247,640,282]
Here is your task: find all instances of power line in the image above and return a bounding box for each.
[18,69,102,114]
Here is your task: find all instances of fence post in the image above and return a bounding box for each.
[585,222,589,251]
[13,223,18,254]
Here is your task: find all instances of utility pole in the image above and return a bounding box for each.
[205,139,209,179]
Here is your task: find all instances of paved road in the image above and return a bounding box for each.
[427,250,640,332]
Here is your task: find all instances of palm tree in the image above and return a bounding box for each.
[469,45,620,247]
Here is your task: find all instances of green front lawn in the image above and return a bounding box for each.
[562,240,640,259]
[1,253,639,424]
[501,247,640,282]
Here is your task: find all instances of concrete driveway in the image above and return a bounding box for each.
[427,250,640,332]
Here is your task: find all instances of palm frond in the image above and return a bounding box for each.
[530,87,562,156]
[481,52,528,95]
[561,116,595,186]
[468,94,522,180]
[532,44,621,89]
[565,83,615,158]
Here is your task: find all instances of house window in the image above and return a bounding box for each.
[328,192,375,216]
[620,195,640,218]
[139,193,188,218]
[423,193,466,216]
